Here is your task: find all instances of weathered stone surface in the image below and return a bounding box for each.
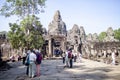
[86,33,99,42]
[44,10,120,64]
[48,10,67,36]
[1,43,11,60]
[71,24,80,34]
[92,33,99,42]
[67,24,80,45]
[104,27,118,42]
[66,25,87,52]
[86,33,93,41]
[80,26,86,42]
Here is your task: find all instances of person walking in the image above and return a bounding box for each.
[35,50,42,77]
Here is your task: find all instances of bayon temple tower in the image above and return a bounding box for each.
[48,10,67,36]
[43,10,86,57]
[42,10,120,60]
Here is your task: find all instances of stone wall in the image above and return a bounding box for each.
[81,41,120,64]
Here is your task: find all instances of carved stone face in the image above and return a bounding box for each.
[72,24,80,33]
[107,27,114,37]
[87,33,92,40]
[80,26,85,35]
[93,33,98,40]
[48,10,66,35]
[54,10,62,22]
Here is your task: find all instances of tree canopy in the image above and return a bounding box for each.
[8,15,44,49]
[114,28,120,41]
[0,0,46,50]
[0,0,46,17]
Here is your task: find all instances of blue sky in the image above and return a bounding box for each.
[0,0,120,34]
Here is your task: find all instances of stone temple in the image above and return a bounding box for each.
[0,10,120,64]
[43,10,86,57]
[42,10,120,64]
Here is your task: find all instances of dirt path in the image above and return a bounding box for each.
[0,59,120,80]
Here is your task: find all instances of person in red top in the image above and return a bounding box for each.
[35,49,42,77]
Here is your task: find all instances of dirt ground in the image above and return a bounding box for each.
[0,58,120,80]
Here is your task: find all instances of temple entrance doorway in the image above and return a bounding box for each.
[44,35,66,57]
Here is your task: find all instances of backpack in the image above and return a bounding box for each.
[25,55,30,66]
[36,53,42,64]
[68,52,72,58]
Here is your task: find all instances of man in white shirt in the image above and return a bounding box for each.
[28,50,36,78]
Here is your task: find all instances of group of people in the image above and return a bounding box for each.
[54,48,63,57]
[103,49,118,65]
[23,49,42,78]
[62,49,82,68]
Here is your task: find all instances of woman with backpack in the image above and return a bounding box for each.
[35,49,42,77]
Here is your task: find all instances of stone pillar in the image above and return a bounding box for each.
[48,39,52,57]
[62,41,65,53]
[74,44,78,53]
[62,37,66,53]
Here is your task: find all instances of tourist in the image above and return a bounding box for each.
[18,55,21,61]
[103,50,107,63]
[73,50,77,62]
[65,50,69,67]
[22,50,27,65]
[77,52,82,63]
[35,49,42,77]
[25,50,30,76]
[68,50,73,68]
[111,49,116,65]
[62,52,65,64]
[12,55,15,62]
[27,49,36,78]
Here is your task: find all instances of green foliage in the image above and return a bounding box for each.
[21,15,44,49]
[7,15,44,49]
[114,28,120,41]
[0,0,46,17]
[1,0,46,50]
[98,32,107,41]
[7,23,24,49]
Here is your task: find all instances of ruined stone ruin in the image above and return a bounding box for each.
[0,10,120,65]
[42,10,120,64]
[0,33,22,62]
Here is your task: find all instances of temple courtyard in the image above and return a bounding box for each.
[0,58,120,80]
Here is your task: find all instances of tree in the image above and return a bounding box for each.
[20,15,44,49]
[0,0,46,50]
[0,0,46,17]
[98,32,107,41]
[7,23,24,49]
[7,15,44,49]
[114,28,120,41]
